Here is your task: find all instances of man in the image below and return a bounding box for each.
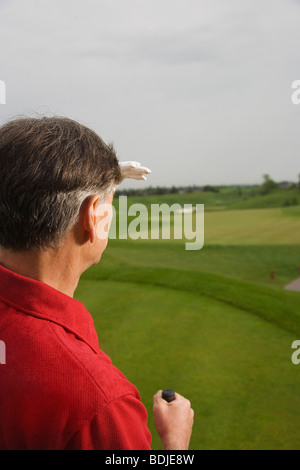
[0,116,193,450]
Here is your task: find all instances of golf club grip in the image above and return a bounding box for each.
[162,388,175,403]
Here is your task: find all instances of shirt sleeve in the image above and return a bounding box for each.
[64,394,152,450]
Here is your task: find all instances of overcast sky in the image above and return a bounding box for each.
[0,0,300,189]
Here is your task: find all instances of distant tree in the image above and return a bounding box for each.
[260,174,278,195]
[236,186,242,197]
[203,185,219,193]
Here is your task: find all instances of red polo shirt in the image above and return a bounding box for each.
[0,264,152,450]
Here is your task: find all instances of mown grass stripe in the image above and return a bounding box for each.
[82,266,300,336]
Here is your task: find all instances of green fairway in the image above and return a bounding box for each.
[75,276,300,450]
[204,207,300,245]
[74,187,300,450]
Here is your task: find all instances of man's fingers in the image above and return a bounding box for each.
[119,161,151,180]
[153,390,163,402]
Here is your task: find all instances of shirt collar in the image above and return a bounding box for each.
[0,263,99,353]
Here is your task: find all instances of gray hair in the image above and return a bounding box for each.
[0,116,121,251]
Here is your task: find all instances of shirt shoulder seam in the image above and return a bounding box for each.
[47,322,133,404]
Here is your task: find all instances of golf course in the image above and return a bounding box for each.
[74,185,300,450]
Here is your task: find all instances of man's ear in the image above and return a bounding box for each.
[82,194,101,244]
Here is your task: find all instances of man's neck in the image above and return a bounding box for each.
[0,246,82,298]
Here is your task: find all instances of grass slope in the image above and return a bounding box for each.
[81,265,300,336]
[99,239,300,288]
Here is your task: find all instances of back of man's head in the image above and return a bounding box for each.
[0,116,121,251]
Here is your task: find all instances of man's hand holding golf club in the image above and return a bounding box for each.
[153,389,194,450]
